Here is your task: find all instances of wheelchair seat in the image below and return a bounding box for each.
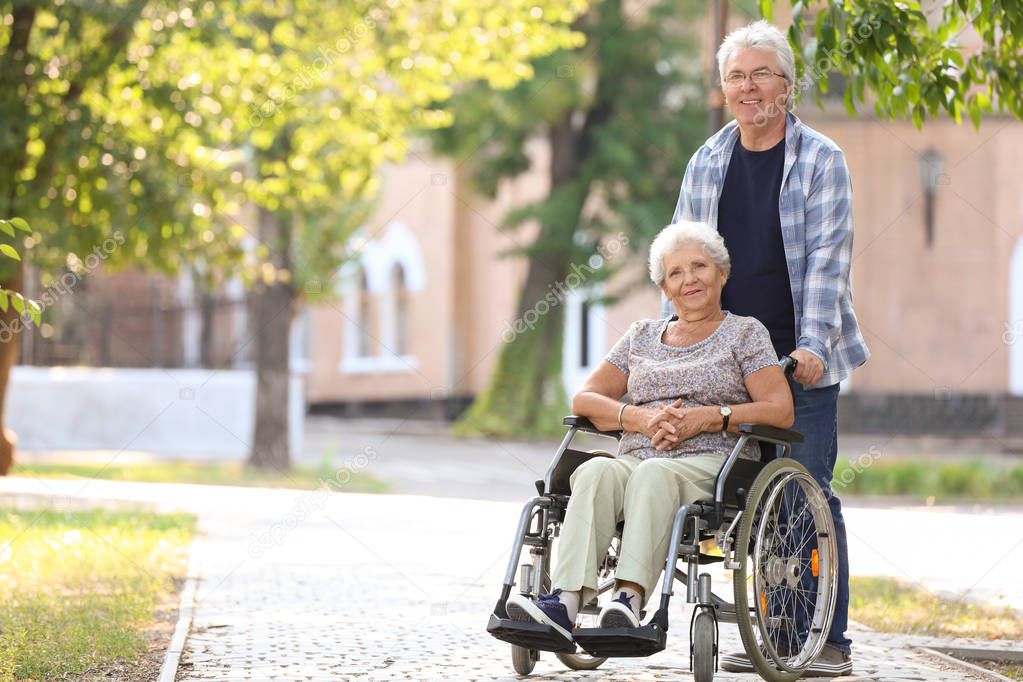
[541,448,614,497]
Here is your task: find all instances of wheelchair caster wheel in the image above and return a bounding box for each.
[511,644,538,675]
[692,609,717,682]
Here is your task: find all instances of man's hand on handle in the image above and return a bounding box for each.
[789,348,824,386]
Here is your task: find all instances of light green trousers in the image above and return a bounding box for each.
[550,453,724,607]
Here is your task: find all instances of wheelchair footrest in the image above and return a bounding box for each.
[487,613,576,653]
[573,624,667,658]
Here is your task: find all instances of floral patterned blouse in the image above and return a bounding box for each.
[606,313,778,460]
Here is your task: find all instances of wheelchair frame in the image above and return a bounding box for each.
[487,369,838,681]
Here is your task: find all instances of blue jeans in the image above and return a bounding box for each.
[784,379,851,654]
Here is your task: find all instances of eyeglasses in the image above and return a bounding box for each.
[723,69,787,86]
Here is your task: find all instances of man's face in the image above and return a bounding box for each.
[722,47,790,130]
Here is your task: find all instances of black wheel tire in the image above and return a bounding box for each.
[555,651,607,670]
[511,645,538,675]
[732,457,835,682]
[692,609,716,682]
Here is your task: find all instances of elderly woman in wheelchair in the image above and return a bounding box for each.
[488,221,838,681]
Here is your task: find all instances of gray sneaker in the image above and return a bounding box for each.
[805,645,853,677]
[719,644,852,677]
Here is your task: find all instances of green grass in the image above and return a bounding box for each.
[981,660,1023,680]
[14,460,388,494]
[849,575,1023,640]
[0,507,195,681]
[834,457,1023,502]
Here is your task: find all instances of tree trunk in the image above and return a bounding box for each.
[247,207,294,471]
[0,6,34,476]
[456,118,585,438]
[0,264,22,476]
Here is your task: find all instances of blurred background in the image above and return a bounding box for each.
[0,0,1021,500]
[3,3,1023,679]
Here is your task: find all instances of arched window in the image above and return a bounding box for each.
[340,222,424,374]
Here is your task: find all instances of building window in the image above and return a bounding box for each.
[562,286,606,398]
[392,264,409,356]
[340,221,425,375]
[357,266,375,357]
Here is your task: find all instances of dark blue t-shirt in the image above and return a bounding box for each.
[717,137,796,359]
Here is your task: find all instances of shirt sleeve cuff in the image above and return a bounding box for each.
[796,338,828,369]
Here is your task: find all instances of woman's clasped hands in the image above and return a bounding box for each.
[643,400,720,451]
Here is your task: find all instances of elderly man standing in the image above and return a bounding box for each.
[663,20,869,676]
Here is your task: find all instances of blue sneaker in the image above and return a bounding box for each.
[598,590,640,628]
[505,589,574,641]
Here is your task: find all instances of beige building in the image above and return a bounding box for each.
[305,109,1023,435]
[305,138,659,416]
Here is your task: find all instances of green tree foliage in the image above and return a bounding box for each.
[0,0,589,470]
[431,0,708,436]
[763,0,1023,128]
[0,218,38,325]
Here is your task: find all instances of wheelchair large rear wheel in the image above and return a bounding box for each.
[555,602,607,671]
[539,563,609,671]
[732,458,837,682]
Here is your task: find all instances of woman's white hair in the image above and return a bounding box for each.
[649,221,730,286]
[717,20,795,109]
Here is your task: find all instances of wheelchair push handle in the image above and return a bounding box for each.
[779,355,798,378]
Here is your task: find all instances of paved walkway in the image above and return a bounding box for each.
[1,474,1019,680]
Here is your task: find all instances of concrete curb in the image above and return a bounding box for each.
[158,534,203,682]
[916,646,1014,682]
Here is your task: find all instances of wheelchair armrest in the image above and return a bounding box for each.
[738,423,804,443]
[562,415,623,439]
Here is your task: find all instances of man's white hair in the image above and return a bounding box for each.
[649,221,730,286]
[717,20,795,109]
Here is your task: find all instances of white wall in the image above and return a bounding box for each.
[6,366,304,458]
[1010,238,1023,395]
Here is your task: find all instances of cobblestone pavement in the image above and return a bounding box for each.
[302,419,1023,612]
[172,491,1007,681]
[1,477,1016,680]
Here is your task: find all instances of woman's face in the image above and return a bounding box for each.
[660,243,727,314]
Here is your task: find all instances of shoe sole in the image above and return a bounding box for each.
[598,604,639,629]
[718,654,753,673]
[805,663,853,677]
[718,653,851,677]
[505,596,574,642]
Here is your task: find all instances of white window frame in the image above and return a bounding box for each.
[339,221,425,375]
[562,285,607,399]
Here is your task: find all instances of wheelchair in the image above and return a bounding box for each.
[487,358,838,681]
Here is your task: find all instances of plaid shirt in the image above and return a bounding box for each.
[666,113,869,388]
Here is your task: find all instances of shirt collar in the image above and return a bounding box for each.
[706,111,802,159]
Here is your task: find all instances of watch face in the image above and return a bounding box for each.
[721,406,732,416]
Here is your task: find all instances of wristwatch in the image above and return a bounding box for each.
[719,406,732,435]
